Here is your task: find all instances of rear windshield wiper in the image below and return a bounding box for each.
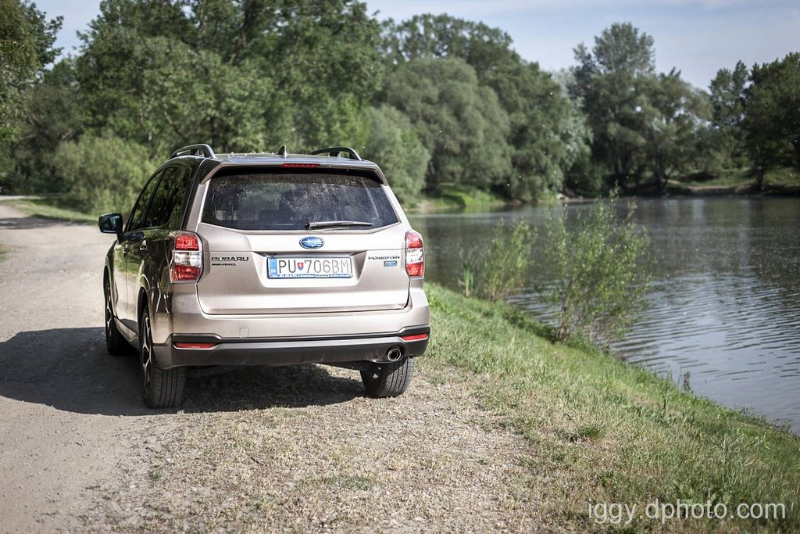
[306,220,374,230]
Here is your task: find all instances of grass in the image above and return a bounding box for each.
[676,168,752,188]
[320,475,376,491]
[86,283,798,532]
[673,166,800,193]
[424,284,800,532]
[763,166,800,190]
[1,197,96,223]
[0,244,8,260]
[407,184,510,213]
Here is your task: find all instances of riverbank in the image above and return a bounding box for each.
[667,181,800,197]
[426,284,799,531]
[406,167,799,212]
[407,186,514,213]
[633,166,800,198]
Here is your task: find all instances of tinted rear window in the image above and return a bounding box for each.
[202,171,399,231]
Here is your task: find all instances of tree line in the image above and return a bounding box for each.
[1,0,798,212]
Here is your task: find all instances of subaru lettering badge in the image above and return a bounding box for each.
[299,236,324,249]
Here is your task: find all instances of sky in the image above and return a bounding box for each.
[36,0,799,90]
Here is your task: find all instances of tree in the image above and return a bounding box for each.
[76,0,287,154]
[643,70,708,194]
[76,0,383,154]
[744,53,800,187]
[493,62,589,200]
[187,0,277,63]
[570,23,657,189]
[1,60,84,193]
[81,0,193,43]
[553,69,602,195]
[383,14,583,200]
[77,28,276,155]
[0,0,61,142]
[710,61,748,130]
[382,58,511,193]
[571,22,710,194]
[136,39,276,152]
[362,105,429,204]
[382,13,514,72]
[56,134,156,214]
[706,61,748,172]
[259,0,384,149]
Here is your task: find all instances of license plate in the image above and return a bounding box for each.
[267,257,353,279]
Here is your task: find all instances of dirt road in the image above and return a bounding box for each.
[0,202,539,532]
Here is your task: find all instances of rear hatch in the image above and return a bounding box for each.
[195,167,409,315]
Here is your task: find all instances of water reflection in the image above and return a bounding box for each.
[410,197,800,431]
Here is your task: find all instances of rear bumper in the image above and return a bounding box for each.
[149,285,430,344]
[152,326,430,369]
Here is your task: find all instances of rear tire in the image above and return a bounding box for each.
[361,357,415,398]
[139,306,185,408]
[104,278,129,355]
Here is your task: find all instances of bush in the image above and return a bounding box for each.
[544,196,651,344]
[57,135,156,215]
[477,220,534,301]
[458,248,480,298]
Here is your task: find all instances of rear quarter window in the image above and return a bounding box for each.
[147,166,193,230]
[202,170,399,231]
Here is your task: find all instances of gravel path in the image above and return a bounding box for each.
[0,202,540,532]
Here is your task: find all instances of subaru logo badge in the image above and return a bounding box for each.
[299,236,324,249]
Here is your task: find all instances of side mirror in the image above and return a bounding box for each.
[98,213,124,241]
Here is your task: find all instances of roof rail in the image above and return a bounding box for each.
[310,146,362,161]
[171,144,216,159]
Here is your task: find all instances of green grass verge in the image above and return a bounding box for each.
[2,197,96,223]
[674,166,800,193]
[764,166,800,190]
[677,168,752,188]
[407,185,510,213]
[424,283,799,532]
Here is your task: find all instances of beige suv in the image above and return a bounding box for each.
[99,145,430,408]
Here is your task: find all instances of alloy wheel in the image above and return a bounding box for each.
[104,283,114,339]
[140,314,153,395]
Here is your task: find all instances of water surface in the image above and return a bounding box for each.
[410,197,800,431]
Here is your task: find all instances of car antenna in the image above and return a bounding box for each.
[277,145,287,158]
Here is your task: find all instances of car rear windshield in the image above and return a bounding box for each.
[201,170,399,231]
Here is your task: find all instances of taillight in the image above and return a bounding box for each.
[405,230,424,277]
[170,231,202,283]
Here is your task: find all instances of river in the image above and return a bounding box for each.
[409,197,800,432]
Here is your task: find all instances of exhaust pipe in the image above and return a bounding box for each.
[386,347,403,362]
